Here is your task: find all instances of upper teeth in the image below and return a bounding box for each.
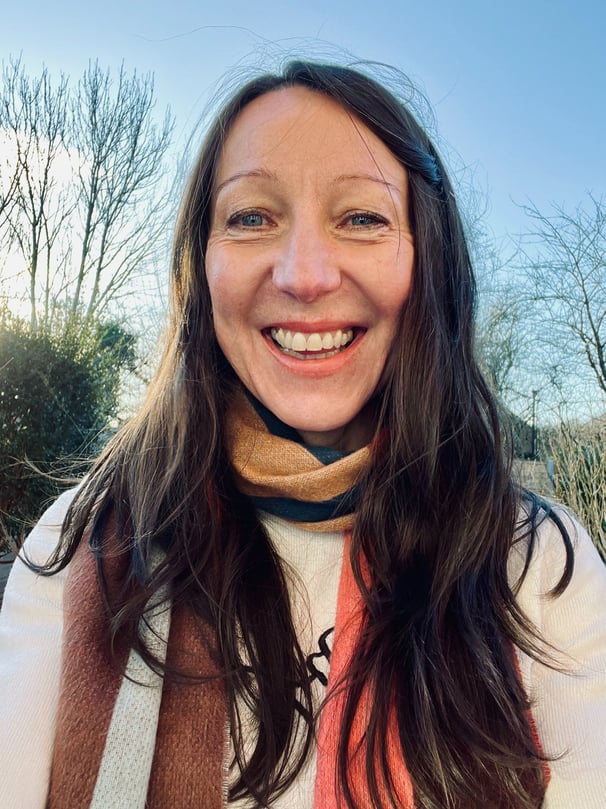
[271,328,354,352]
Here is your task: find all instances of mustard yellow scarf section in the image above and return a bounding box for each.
[226,391,371,532]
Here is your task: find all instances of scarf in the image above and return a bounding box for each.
[48,393,377,808]
[47,393,548,808]
[48,537,228,809]
[226,391,370,531]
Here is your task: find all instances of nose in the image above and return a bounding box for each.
[272,221,341,303]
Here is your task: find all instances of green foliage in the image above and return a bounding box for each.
[0,309,135,547]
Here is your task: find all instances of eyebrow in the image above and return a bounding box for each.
[214,168,278,195]
[333,173,402,194]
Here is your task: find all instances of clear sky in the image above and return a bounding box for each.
[2,0,604,245]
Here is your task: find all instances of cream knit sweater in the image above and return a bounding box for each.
[1,488,605,809]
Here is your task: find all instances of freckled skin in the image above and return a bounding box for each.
[206,87,414,451]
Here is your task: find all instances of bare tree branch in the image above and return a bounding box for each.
[0,58,72,331]
[70,61,173,322]
[517,195,606,409]
[0,58,173,333]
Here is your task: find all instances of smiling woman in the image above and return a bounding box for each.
[0,59,605,809]
[206,87,414,450]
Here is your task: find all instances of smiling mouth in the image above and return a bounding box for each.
[269,327,356,359]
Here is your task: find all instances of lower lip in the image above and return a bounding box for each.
[263,330,363,376]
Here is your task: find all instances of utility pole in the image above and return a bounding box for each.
[531,389,538,460]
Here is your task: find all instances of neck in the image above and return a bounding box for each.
[297,406,376,453]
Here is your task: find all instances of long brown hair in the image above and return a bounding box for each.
[41,61,573,808]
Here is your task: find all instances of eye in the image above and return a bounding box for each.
[227,210,267,228]
[346,211,388,228]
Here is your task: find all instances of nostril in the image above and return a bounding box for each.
[272,265,341,302]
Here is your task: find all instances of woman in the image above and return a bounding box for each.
[1,60,605,809]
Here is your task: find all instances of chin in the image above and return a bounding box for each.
[288,413,372,452]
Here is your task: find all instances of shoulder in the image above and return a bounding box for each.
[509,507,606,629]
[2,485,80,609]
[0,487,80,809]
[511,508,606,807]
[528,507,606,670]
[19,486,81,565]
[509,506,606,664]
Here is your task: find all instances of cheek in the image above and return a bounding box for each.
[205,255,249,372]
[373,254,413,362]
[377,256,414,321]
[205,249,236,320]
[205,266,232,356]
[204,246,222,301]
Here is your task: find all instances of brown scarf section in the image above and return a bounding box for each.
[47,532,227,809]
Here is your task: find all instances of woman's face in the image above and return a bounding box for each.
[206,86,414,451]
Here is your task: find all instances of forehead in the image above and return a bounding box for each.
[214,86,407,188]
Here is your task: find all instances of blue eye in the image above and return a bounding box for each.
[240,212,264,227]
[228,211,266,228]
[349,212,384,227]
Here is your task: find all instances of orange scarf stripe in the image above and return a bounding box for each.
[314,532,415,809]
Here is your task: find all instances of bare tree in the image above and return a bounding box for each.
[478,285,525,401]
[471,223,531,407]
[470,220,544,457]
[0,88,21,224]
[70,62,173,321]
[520,195,606,405]
[0,59,72,331]
[0,59,173,333]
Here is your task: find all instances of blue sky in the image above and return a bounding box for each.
[2,0,605,245]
